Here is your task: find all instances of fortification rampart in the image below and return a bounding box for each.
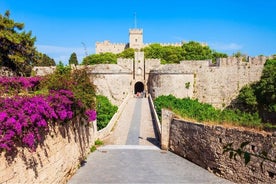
[117,58,134,70]
[148,56,266,108]
[95,40,127,54]
[30,55,266,108]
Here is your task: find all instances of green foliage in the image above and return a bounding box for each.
[154,95,262,128]
[117,48,135,58]
[0,10,38,76]
[90,145,97,152]
[233,59,276,123]
[96,95,118,130]
[95,139,104,146]
[256,59,276,112]
[235,85,258,113]
[34,52,56,66]
[40,64,96,110]
[82,52,117,65]
[144,41,227,64]
[69,52,78,65]
[182,41,213,60]
[82,41,228,65]
[40,62,72,90]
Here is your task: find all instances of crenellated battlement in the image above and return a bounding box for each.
[95,40,127,54]
[96,41,126,46]
[216,56,267,67]
[129,29,143,34]
[143,42,183,47]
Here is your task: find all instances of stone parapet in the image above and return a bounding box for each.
[168,113,276,183]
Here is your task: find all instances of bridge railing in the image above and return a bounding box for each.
[148,94,161,141]
[97,94,131,140]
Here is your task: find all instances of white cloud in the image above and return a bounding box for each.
[36,45,94,64]
[210,42,243,51]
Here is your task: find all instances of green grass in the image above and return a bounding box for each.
[154,95,265,129]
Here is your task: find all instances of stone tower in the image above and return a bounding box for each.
[129,29,143,50]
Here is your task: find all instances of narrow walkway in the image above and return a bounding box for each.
[68,97,232,183]
[103,97,159,147]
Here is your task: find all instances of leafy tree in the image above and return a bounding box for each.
[255,59,276,113]
[82,52,117,65]
[117,48,135,58]
[34,52,56,66]
[144,43,164,59]
[235,85,258,113]
[232,59,276,123]
[69,52,78,65]
[0,10,37,76]
[143,42,227,64]
[162,46,184,64]
[182,41,213,60]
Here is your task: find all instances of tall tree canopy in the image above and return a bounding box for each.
[69,52,78,65]
[33,52,56,66]
[143,41,227,63]
[82,52,117,65]
[233,58,276,123]
[117,48,135,58]
[0,11,37,76]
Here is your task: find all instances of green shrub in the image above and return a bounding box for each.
[96,95,118,130]
[95,139,104,146]
[154,95,262,128]
[40,65,96,111]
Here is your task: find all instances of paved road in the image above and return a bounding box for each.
[68,97,232,184]
[103,97,159,147]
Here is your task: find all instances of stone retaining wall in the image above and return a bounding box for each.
[0,118,97,184]
[168,114,276,183]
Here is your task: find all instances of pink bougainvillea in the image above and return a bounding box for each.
[0,88,96,152]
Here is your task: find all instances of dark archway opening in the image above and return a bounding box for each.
[134,82,144,94]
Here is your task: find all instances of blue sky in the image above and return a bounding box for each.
[1,0,275,64]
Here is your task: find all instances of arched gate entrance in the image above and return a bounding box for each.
[134,81,144,94]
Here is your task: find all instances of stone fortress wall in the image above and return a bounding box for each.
[33,54,267,109]
[95,40,127,54]
[33,28,268,108]
[148,56,267,108]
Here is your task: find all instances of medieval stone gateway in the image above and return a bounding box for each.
[34,52,267,109]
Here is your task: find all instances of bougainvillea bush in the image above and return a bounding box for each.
[0,89,96,152]
[0,67,97,153]
[0,76,41,95]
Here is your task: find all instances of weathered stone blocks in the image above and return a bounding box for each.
[169,117,276,183]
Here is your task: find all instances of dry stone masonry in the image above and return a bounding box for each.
[168,116,276,183]
[0,119,97,184]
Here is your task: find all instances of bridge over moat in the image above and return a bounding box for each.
[68,97,231,183]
